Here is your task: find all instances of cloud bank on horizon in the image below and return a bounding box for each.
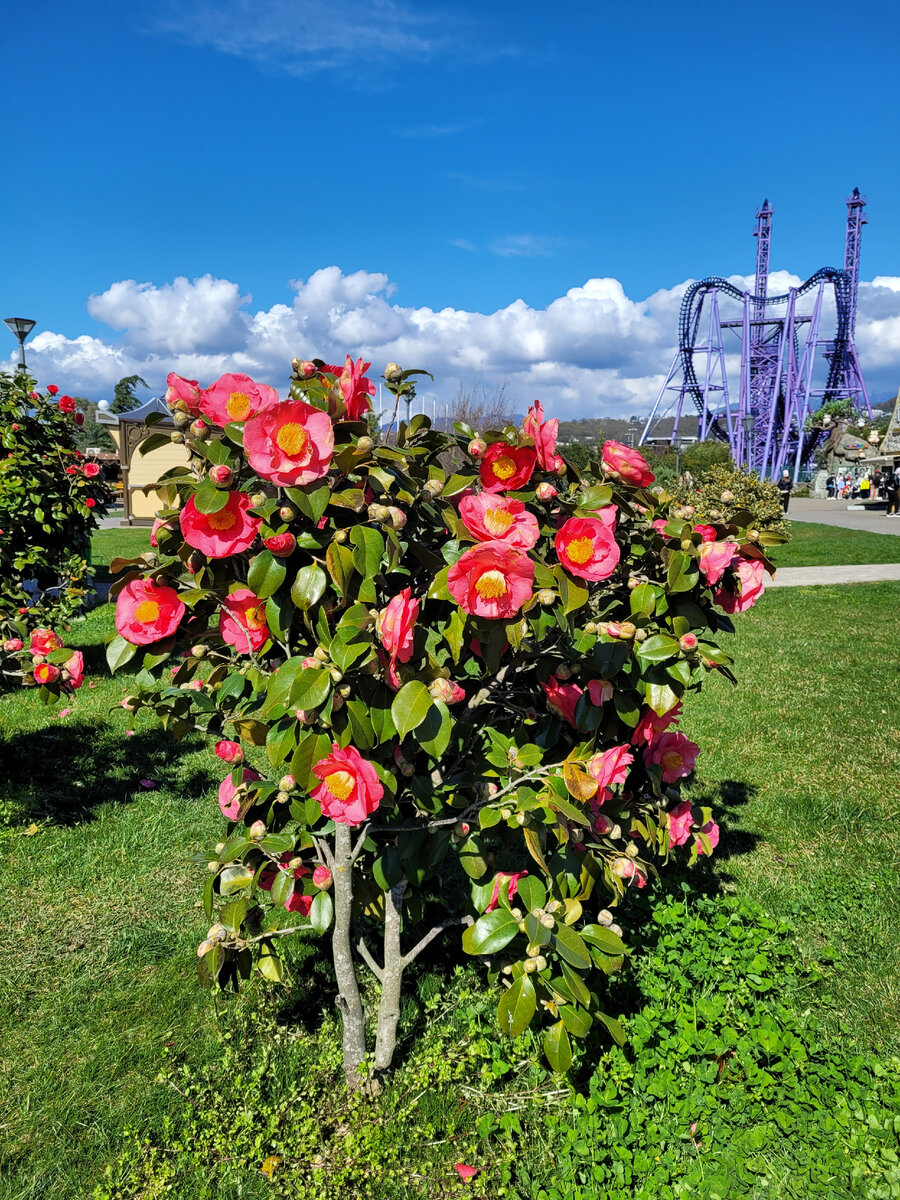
[10,267,900,420]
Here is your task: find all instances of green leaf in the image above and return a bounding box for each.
[427,565,451,601]
[646,681,681,716]
[630,582,660,616]
[497,974,537,1038]
[391,680,433,739]
[310,890,333,934]
[595,1009,626,1047]
[265,588,293,642]
[515,876,547,911]
[554,564,589,614]
[270,867,294,907]
[443,609,467,664]
[581,924,627,956]
[287,481,329,523]
[350,525,384,580]
[192,479,230,514]
[325,542,354,598]
[636,634,680,665]
[137,432,172,456]
[373,846,403,890]
[345,699,375,750]
[552,923,591,970]
[257,947,283,982]
[667,550,699,593]
[290,731,333,792]
[291,564,327,611]
[543,1020,573,1073]
[266,719,298,768]
[106,634,138,674]
[247,551,287,600]
[414,699,451,758]
[558,1003,592,1038]
[220,864,254,895]
[462,909,520,955]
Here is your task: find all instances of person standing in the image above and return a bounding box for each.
[873,468,884,499]
[886,467,900,517]
[860,473,870,501]
[776,470,792,513]
[826,474,836,498]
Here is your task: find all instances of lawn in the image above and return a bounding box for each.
[771,519,900,567]
[1,537,899,1199]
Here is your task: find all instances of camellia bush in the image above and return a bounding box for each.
[109,357,780,1088]
[676,462,788,536]
[0,370,112,697]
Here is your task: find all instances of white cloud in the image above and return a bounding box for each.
[10,266,900,419]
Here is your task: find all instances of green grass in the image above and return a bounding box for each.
[89,528,151,586]
[2,563,900,1198]
[771,519,900,567]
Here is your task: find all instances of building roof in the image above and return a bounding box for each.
[97,397,172,425]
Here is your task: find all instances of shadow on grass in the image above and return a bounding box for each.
[0,721,216,827]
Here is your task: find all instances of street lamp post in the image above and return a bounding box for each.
[741,413,755,472]
[4,317,36,373]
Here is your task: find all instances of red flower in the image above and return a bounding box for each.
[218,768,261,819]
[484,871,529,912]
[714,556,767,613]
[65,466,78,476]
[85,498,96,508]
[201,372,279,426]
[379,587,419,664]
[34,663,60,684]
[65,650,85,689]
[588,744,634,792]
[165,372,204,416]
[58,395,76,413]
[244,399,334,486]
[285,891,313,915]
[337,355,376,421]
[447,541,534,619]
[46,385,59,395]
[601,441,654,487]
[312,744,384,825]
[459,492,539,550]
[74,412,85,426]
[115,578,186,645]
[694,524,717,543]
[180,491,260,559]
[83,462,100,478]
[215,740,243,764]
[555,517,620,582]
[30,629,63,655]
[542,675,583,726]
[263,533,296,557]
[479,443,536,492]
[259,853,310,892]
[667,799,694,848]
[522,399,559,470]
[631,703,682,746]
[219,588,269,653]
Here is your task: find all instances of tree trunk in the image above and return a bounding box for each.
[331,825,368,1089]
[374,879,407,1072]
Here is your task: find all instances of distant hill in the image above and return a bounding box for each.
[557,415,700,445]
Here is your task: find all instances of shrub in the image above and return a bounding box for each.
[109,359,774,1088]
[675,463,788,536]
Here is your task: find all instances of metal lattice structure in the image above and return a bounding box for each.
[640,190,871,479]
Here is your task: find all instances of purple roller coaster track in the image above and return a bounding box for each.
[639,191,871,480]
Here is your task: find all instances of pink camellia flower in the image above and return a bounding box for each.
[714,556,767,614]
[454,1164,480,1181]
[694,524,717,543]
[542,675,583,726]
[379,587,419,664]
[448,541,534,619]
[215,740,243,764]
[697,540,734,585]
[286,891,313,915]
[263,532,296,557]
[601,440,655,488]
[115,578,186,645]
[337,355,376,421]
[312,744,384,825]
[149,517,170,549]
[484,870,529,913]
[65,650,85,689]
[479,442,537,493]
[667,799,694,848]
[587,678,613,705]
[644,731,700,783]
[3,638,24,652]
[201,372,279,426]
[83,462,100,478]
[428,677,466,704]
[58,395,76,413]
[522,399,559,470]
[30,628,63,655]
[631,703,682,746]
[695,819,720,855]
[588,744,634,793]
[85,498,96,509]
[312,865,333,889]
[555,517,621,582]
[612,857,647,888]
[652,518,670,537]
[33,662,60,684]
[467,438,486,458]
[218,769,262,819]
[57,707,72,718]
[244,399,334,487]
[66,465,79,476]
[459,492,540,550]
[219,588,269,653]
[535,481,558,501]
[165,372,204,416]
[180,491,261,559]
[208,464,234,487]
[590,504,618,531]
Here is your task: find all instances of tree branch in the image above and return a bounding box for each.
[401,915,473,968]
[355,937,384,982]
[312,835,334,870]
[350,822,371,864]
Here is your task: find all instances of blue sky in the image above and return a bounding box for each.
[4,0,900,416]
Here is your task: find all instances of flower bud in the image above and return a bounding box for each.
[191,419,211,440]
[555,663,573,680]
[331,692,344,711]
[250,492,267,508]
[249,820,266,840]
[264,532,296,557]
[294,709,312,723]
[523,958,538,974]
[538,588,555,605]
[554,456,567,476]
[679,633,698,652]
[215,740,243,764]
[423,479,443,498]
[172,411,191,429]
[720,490,734,503]
[314,647,329,662]
[3,638,23,652]
[279,505,297,522]
[313,865,333,889]
[170,431,185,443]
[393,746,415,777]
[384,362,404,383]
[208,923,228,942]
[279,774,296,792]
[387,506,407,530]
[207,861,219,872]
[609,923,623,937]
[191,644,208,659]
[535,481,557,501]
[196,939,214,958]
[748,528,760,541]
[329,668,343,683]
[208,464,233,486]
[356,436,374,454]
[534,955,548,972]
[680,538,693,551]
[467,438,487,459]
[297,360,317,379]
[634,628,648,642]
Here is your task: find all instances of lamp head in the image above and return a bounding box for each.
[4,317,36,343]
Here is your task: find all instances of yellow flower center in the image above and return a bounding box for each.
[484,506,515,536]
[134,600,160,623]
[662,751,683,771]
[324,770,355,801]
[276,422,310,458]
[245,604,266,630]
[566,536,594,565]
[207,508,237,531]
[226,391,251,420]
[492,455,516,480]
[474,569,508,600]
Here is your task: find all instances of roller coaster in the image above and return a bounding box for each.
[639,191,871,480]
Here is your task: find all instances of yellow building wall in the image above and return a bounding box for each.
[110,429,191,522]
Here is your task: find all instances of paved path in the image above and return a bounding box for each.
[770,563,900,588]
[786,497,900,535]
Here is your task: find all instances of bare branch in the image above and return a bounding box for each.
[355,937,384,982]
[350,822,371,864]
[401,915,474,968]
[312,835,334,870]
